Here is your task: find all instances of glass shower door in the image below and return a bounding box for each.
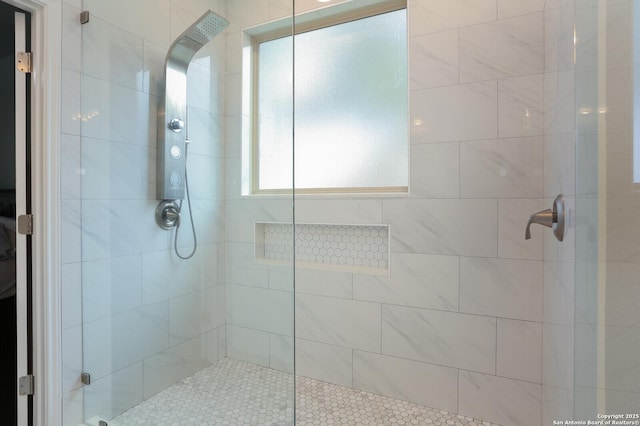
[573,0,640,418]
[72,1,295,424]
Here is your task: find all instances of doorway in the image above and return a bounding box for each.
[0,1,31,425]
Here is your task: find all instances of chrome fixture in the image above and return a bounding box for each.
[525,194,565,242]
[157,9,229,201]
[156,200,180,230]
[155,10,228,260]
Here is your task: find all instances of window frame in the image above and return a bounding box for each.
[245,0,409,196]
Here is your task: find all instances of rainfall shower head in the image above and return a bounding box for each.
[182,11,229,46]
[157,10,229,201]
[166,10,229,70]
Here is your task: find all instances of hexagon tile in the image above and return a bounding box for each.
[263,223,389,271]
[110,358,500,426]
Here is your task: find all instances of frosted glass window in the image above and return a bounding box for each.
[256,9,408,192]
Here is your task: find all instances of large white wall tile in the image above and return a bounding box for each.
[226,325,270,367]
[459,371,542,426]
[186,107,224,158]
[142,40,166,97]
[498,75,544,138]
[187,61,224,117]
[225,0,270,31]
[61,263,82,329]
[142,246,218,305]
[82,255,142,323]
[383,199,498,257]
[83,0,171,47]
[81,138,148,200]
[62,3,82,72]
[497,319,542,383]
[295,199,382,225]
[82,16,144,90]
[62,325,82,393]
[545,6,575,73]
[543,323,574,389]
[83,302,169,380]
[226,284,292,336]
[269,334,294,373]
[408,0,497,36]
[62,388,83,426]
[295,339,353,388]
[81,200,170,260]
[411,81,498,144]
[409,30,458,90]
[353,253,458,311]
[81,75,155,147]
[459,13,544,82]
[143,330,219,399]
[269,265,294,292]
[169,287,225,345]
[544,258,575,326]
[460,137,544,199]
[226,199,292,243]
[545,133,576,198]
[185,154,225,200]
[61,200,82,264]
[225,242,268,286]
[460,257,543,322]
[544,70,575,135]
[498,0,545,19]
[410,142,460,198]
[295,268,352,299]
[296,294,380,352]
[60,134,81,200]
[83,362,144,421]
[353,351,458,413]
[542,386,574,426]
[382,305,496,373]
[61,69,81,136]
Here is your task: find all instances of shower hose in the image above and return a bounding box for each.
[174,140,197,260]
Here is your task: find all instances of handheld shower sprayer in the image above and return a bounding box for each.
[154,10,229,258]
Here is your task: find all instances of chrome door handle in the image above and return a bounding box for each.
[525,194,565,242]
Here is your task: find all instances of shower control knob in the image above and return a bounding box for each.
[169,118,185,132]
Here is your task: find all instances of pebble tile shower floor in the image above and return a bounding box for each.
[110,358,500,426]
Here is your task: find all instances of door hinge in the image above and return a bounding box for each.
[80,10,90,24]
[17,214,33,235]
[18,375,34,396]
[16,51,32,73]
[81,372,91,385]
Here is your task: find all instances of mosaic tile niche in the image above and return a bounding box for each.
[256,223,390,274]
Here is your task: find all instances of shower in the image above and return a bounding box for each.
[155,10,229,257]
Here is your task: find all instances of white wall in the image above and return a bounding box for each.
[224,1,569,425]
[59,0,227,423]
[55,0,636,424]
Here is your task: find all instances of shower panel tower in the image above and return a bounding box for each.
[157,10,228,201]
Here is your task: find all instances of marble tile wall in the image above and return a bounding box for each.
[59,0,228,424]
[222,0,296,379]
[52,0,613,424]
[222,1,576,425]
